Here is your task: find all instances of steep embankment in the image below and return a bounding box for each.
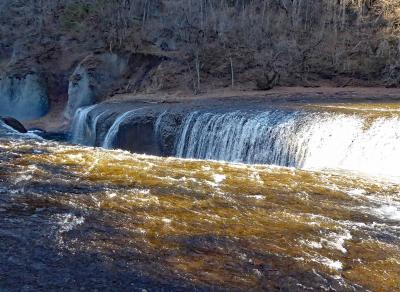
[0,50,165,123]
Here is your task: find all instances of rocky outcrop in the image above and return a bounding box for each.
[0,117,27,133]
[0,73,49,121]
[153,111,183,156]
[65,53,128,119]
[384,61,400,87]
[65,52,163,119]
[70,102,186,156]
[113,109,161,155]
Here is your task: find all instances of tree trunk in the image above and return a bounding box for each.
[230,57,234,88]
[195,51,201,93]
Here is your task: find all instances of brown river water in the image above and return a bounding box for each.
[0,134,399,291]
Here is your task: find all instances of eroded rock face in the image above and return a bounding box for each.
[65,53,130,119]
[70,102,185,156]
[65,52,163,119]
[0,73,49,121]
[115,112,160,155]
[153,111,183,156]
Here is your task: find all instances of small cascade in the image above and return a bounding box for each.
[0,120,42,139]
[70,105,98,145]
[154,110,168,138]
[102,108,143,149]
[153,110,169,148]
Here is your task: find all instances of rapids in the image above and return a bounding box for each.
[2,99,400,290]
[0,138,399,290]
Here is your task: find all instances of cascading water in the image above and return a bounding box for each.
[175,110,400,178]
[175,110,309,166]
[69,103,400,179]
[154,110,168,139]
[70,105,98,145]
[102,108,144,149]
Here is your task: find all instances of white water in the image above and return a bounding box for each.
[69,105,400,179]
[70,105,98,145]
[175,110,400,178]
[154,110,168,139]
[0,120,42,139]
[102,108,144,149]
[175,110,312,166]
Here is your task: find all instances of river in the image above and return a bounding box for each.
[0,100,399,291]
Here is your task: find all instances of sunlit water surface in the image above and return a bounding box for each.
[0,137,399,291]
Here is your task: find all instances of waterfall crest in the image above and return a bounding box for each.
[102,108,144,149]
[69,103,400,178]
[175,110,400,178]
[175,110,309,166]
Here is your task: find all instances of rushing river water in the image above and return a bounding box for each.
[1,101,400,290]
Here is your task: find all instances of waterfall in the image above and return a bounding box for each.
[154,110,168,138]
[154,110,169,148]
[175,110,400,178]
[175,110,309,166]
[70,105,98,145]
[102,108,143,149]
[69,103,400,179]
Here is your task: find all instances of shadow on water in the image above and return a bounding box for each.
[0,150,224,290]
[39,132,69,142]
[0,155,353,291]
[0,138,398,291]
[0,202,350,291]
[0,184,213,290]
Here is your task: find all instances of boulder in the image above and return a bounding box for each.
[0,73,49,121]
[0,116,27,133]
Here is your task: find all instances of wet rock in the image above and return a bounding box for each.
[70,102,185,156]
[113,109,161,155]
[0,73,49,121]
[154,111,184,156]
[0,117,27,133]
[104,107,183,156]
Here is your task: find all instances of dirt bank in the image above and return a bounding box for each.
[110,86,400,103]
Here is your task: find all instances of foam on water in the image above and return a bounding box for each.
[0,120,42,140]
[374,205,400,221]
[213,174,226,183]
[1,137,400,290]
[55,213,85,234]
